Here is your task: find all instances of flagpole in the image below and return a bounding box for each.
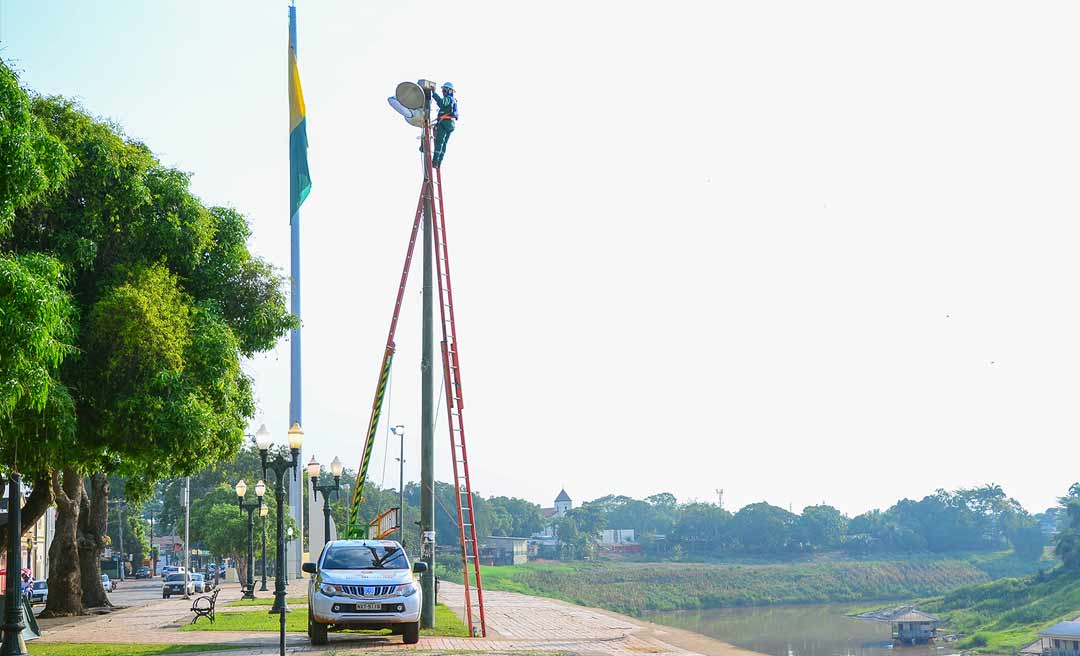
[288,0,305,580]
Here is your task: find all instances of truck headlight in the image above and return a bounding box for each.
[398,582,418,597]
[320,583,340,596]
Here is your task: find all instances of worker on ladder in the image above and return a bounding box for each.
[431,82,458,168]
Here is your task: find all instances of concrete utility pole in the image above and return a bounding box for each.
[183,477,191,599]
[117,503,125,580]
[419,78,436,630]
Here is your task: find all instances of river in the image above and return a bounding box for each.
[642,602,960,656]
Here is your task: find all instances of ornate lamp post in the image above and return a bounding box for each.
[0,473,27,656]
[259,503,269,592]
[235,478,266,600]
[307,456,343,549]
[255,422,302,656]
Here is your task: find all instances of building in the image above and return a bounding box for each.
[1037,621,1080,656]
[0,486,55,581]
[480,536,529,566]
[891,609,939,644]
[536,489,573,540]
[598,528,641,554]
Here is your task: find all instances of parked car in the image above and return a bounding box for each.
[162,573,194,598]
[28,580,47,605]
[101,574,114,592]
[304,539,428,645]
[135,566,151,579]
[191,573,213,593]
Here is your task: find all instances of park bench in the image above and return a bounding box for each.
[190,588,220,624]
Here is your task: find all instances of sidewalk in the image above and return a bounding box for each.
[37,579,758,656]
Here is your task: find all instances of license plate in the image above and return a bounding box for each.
[356,603,382,611]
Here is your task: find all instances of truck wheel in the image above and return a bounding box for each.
[403,621,420,645]
[308,608,328,645]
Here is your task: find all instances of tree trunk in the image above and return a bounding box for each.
[0,474,53,547]
[79,473,111,608]
[41,469,83,617]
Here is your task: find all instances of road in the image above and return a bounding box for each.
[32,576,205,615]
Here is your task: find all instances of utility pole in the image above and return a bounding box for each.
[183,477,191,600]
[148,513,154,576]
[418,78,436,630]
[716,489,723,510]
[117,503,125,580]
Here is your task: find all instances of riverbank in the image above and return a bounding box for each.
[920,568,1080,655]
[441,550,1047,615]
[440,581,767,656]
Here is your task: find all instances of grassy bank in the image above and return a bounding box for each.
[442,550,1047,615]
[922,569,1080,655]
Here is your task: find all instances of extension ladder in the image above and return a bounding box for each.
[348,119,486,637]
[428,143,487,638]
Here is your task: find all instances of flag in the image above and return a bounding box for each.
[289,15,311,219]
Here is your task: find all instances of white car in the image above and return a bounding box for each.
[162,573,194,598]
[28,580,47,605]
[190,573,212,593]
[304,539,428,645]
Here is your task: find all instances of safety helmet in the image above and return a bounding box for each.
[442,82,454,92]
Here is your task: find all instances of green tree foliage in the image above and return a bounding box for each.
[189,484,294,584]
[797,504,847,549]
[0,67,294,615]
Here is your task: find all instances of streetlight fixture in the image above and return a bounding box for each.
[235,478,265,600]
[308,456,343,551]
[390,425,406,544]
[259,503,269,591]
[256,422,302,656]
[0,473,27,656]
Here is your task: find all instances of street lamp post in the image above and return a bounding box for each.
[390,425,405,544]
[0,473,27,656]
[307,456,343,549]
[260,504,269,591]
[235,479,266,600]
[255,422,302,656]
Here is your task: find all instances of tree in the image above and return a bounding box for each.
[728,502,797,553]
[5,89,294,615]
[797,505,847,549]
[190,484,294,585]
[672,502,731,553]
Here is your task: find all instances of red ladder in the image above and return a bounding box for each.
[427,125,487,638]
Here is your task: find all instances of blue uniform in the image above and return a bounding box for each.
[431,90,457,167]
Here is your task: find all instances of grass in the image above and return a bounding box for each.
[917,568,1080,655]
[224,596,306,607]
[29,644,239,656]
[438,550,1050,616]
[182,602,468,637]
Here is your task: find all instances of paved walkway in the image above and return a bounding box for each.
[37,580,752,656]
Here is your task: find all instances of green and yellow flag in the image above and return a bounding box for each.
[289,10,311,219]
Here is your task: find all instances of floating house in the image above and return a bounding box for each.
[891,609,940,644]
[1036,621,1080,656]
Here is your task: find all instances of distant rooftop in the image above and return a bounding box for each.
[1041,621,1080,639]
[891,610,939,623]
[555,489,571,503]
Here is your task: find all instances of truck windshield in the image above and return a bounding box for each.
[323,545,408,570]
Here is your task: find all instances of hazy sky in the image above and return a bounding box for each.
[4,1,1079,517]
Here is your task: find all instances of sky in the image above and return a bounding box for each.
[3,1,1080,517]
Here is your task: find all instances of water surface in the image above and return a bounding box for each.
[642,602,958,656]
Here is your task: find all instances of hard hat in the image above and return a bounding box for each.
[441,82,454,91]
